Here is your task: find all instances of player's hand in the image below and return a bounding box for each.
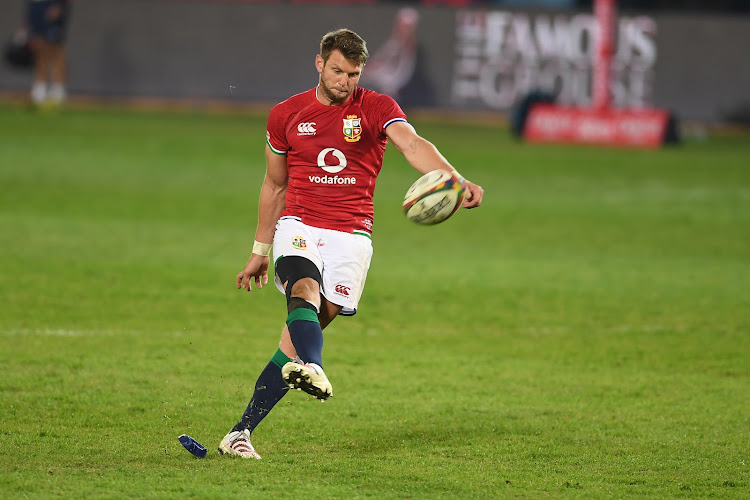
[236,254,270,291]
[462,180,484,209]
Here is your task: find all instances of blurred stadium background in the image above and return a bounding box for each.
[1,0,749,128]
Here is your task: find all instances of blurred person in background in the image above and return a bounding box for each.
[26,0,71,107]
[365,8,420,101]
[364,7,435,108]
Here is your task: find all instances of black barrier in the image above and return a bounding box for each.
[3,28,34,71]
[509,90,556,139]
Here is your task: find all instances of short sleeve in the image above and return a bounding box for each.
[266,104,289,155]
[372,93,408,132]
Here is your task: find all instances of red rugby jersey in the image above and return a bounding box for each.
[266,86,407,235]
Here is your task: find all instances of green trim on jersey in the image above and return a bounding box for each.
[286,308,319,326]
[353,230,372,239]
[270,348,292,369]
[267,139,286,155]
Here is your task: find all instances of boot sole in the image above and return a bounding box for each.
[281,363,332,400]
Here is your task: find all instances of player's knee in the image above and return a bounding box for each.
[275,256,323,311]
[288,279,320,313]
[290,277,319,300]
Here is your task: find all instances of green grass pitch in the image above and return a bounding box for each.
[0,104,748,498]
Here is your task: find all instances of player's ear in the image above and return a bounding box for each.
[315,55,324,74]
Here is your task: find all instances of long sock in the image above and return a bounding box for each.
[287,308,324,367]
[232,349,290,433]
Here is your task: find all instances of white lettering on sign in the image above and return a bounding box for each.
[452,10,657,110]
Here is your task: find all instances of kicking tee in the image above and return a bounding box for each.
[266,86,407,236]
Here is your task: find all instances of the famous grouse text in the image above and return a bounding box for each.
[453,10,657,109]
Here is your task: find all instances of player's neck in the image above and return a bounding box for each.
[315,85,325,105]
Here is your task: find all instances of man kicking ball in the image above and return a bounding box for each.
[218,28,483,459]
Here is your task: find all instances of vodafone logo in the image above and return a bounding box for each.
[334,284,351,296]
[317,148,347,174]
[309,148,356,185]
[297,122,317,136]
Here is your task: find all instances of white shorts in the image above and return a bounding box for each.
[273,216,373,316]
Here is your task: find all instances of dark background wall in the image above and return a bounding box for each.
[1,0,748,123]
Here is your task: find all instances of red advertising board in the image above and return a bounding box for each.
[524,104,671,148]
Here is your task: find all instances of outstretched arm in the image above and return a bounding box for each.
[385,121,484,208]
[237,145,288,291]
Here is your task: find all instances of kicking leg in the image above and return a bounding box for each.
[280,296,342,400]
[275,256,340,399]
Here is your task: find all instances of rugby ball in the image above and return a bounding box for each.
[403,170,465,225]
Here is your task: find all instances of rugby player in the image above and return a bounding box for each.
[219,28,484,459]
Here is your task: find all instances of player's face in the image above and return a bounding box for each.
[316,50,363,106]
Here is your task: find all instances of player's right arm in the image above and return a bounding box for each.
[237,145,288,291]
[386,121,484,209]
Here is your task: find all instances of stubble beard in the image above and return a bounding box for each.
[319,78,352,106]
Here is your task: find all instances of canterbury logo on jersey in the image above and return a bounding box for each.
[334,284,351,296]
[297,122,317,136]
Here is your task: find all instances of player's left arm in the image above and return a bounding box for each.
[385,121,483,209]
